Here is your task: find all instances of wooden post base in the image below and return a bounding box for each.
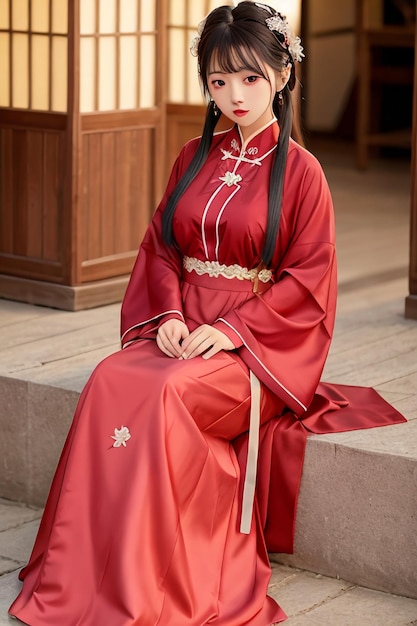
[0,275,130,311]
[405,294,417,320]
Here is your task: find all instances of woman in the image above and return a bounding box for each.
[9,2,405,624]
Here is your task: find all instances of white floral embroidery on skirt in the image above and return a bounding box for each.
[111,426,131,447]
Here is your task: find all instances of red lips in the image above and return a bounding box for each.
[233,110,249,117]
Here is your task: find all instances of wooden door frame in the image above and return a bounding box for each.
[405,9,417,320]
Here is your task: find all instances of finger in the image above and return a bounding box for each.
[156,333,176,357]
[202,343,222,359]
[159,328,183,357]
[178,324,190,342]
[179,331,206,358]
[156,335,175,358]
[167,338,183,357]
[166,324,190,356]
[182,337,214,359]
[180,326,207,354]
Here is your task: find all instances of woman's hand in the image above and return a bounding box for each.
[179,325,234,360]
[157,319,190,358]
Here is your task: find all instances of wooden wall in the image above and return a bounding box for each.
[165,103,206,173]
[0,111,66,283]
[0,109,164,310]
[165,103,232,173]
[79,112,162,284]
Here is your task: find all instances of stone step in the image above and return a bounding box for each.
[0,370,416,602]
[271,420,417,600]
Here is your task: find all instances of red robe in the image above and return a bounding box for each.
[120,120,405,551]
[9,121,406,626]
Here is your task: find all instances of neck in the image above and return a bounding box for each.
[238,117,277,148]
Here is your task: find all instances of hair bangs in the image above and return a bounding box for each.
[203,29,270,94]
[213,35,267,77]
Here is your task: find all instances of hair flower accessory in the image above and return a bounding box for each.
[190,17,207,57]
[190,5,304,63]
[265,13,304,63]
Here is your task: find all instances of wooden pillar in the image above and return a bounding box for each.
[405,13,417,319]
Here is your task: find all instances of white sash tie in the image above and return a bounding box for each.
[240,371,261,534]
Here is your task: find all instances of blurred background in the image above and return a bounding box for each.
[0,0,415,312]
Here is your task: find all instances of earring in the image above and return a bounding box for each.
[277,91,283,105]
[212,101,219,117]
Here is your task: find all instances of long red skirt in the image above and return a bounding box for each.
[9,341,287,625]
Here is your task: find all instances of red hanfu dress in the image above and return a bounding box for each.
[9,120,406,626]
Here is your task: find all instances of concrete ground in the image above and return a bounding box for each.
[0,499,417,625]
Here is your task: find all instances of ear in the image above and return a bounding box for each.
[279,64,292,91]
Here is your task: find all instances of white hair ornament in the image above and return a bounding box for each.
[190,2,304,63]
[255,3,304,62]
[190,18,206,57]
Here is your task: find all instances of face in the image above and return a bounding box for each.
[208,59,283,140]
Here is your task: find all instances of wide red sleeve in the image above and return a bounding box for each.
[120,141,197,347]
[214,147,337,416]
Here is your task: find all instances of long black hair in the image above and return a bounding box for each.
[162,1,302,267]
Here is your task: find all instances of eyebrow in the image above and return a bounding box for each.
[208,70,227,75]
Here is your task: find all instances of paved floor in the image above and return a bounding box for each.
[1,140,416,624]
[1,499,417,625]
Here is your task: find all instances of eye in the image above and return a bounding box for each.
[211,79,225,88]
[245,75,260,84]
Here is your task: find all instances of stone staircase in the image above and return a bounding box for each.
[271,420,417,599]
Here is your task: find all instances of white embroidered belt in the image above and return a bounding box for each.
[183,256,272,284]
